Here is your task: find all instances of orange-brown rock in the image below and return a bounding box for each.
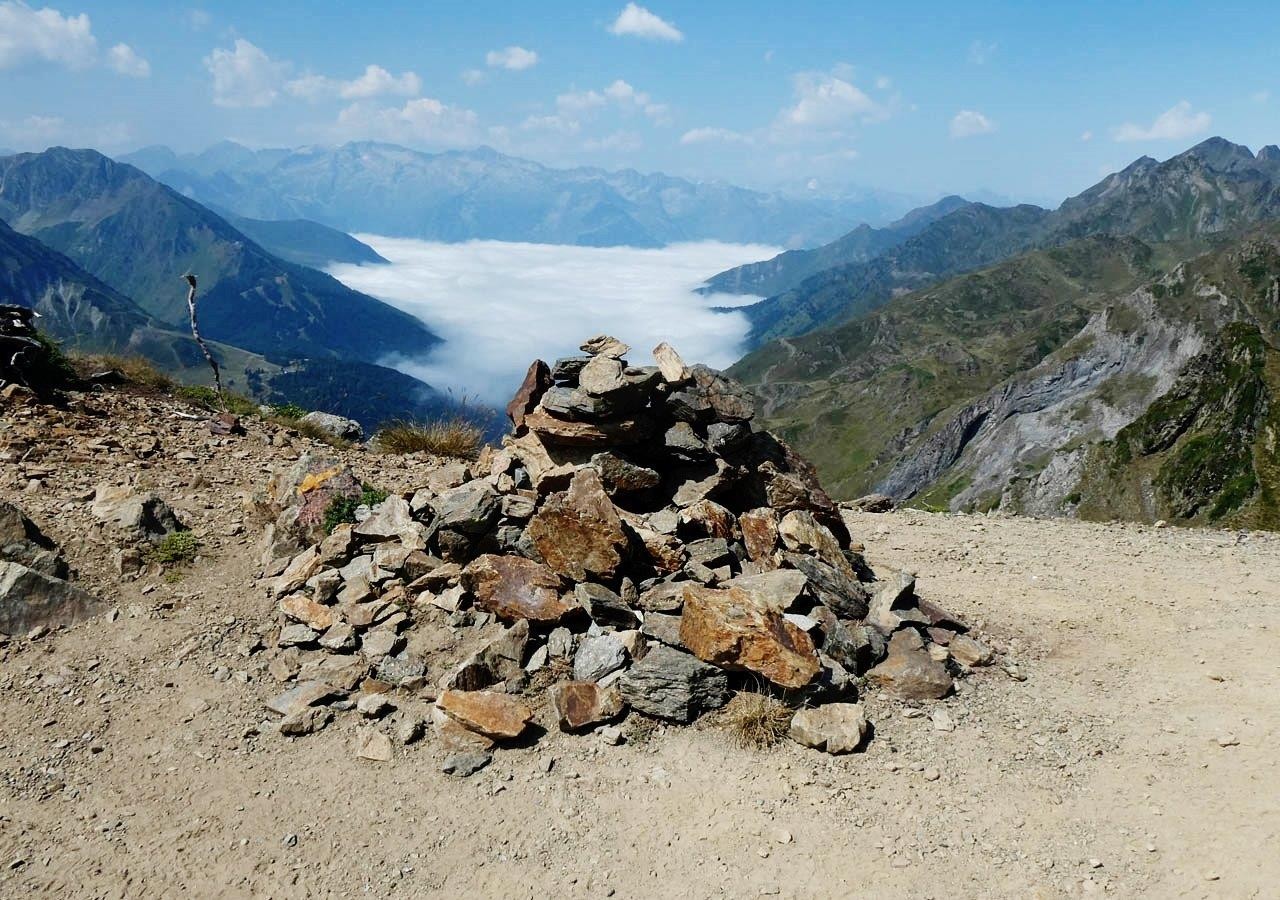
[678,499,738,540]
[679,585,819,689]
[506,359,552,431]
[739,508,780,566]
[549,681,624,731]
[526,469,628,581]
[437,689,534,740]
[279,593,336,631]
[524,407,650,447]
[461,554,575,622]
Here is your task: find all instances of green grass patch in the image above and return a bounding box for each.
[322,485,389,535]
[147,531,199,565]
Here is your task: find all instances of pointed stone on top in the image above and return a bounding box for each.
[580,335,630,359]
[652,341,688,383]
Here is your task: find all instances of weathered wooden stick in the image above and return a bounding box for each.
[183,274,223,397]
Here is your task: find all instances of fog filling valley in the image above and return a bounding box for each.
[327,238,778,406]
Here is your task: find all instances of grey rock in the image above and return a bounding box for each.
[725,569,808,612]
[442,750,492,777]
[573,634,628,682]
[551,355,592,384]
[279,706,333,736]
[706,421,751,454]
[0,561,105,635]
[580,334,630,358]
[578,355,627,395]
[278,623,319,647]
[618,645,729,722]
[575,582,638,628]
[90,485,183,539]
[0,502,66,577]
[640,611,685,648]
[781,552,869,620]
[591,452,661,494]
[432,482,500,534]
[445,621,529,690]
[378,651,427,686]
[547,626,575,659]
[298,411,363,442]
[318,622,358,652]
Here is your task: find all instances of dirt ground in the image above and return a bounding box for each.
[0,392,1278,899]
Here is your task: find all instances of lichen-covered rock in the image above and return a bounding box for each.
[550,681,624,731]
[462,555,576,622]
[679,585,820,689]
[526,469,627,581]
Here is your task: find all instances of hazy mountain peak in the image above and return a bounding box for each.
[1257,145,1280,161]
[1177,135,1256,168]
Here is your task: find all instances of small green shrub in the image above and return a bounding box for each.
[322,484,389,534]
[269,402,307,421]
[373,418,484,460]
[175,384,258,416]
[147,531,199,565]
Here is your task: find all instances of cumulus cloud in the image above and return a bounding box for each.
[950,109,996,138]
[680,126,751,145]
[204,39,289,108]
[777,70,889,133]
[329,239,774,404]
[608,3,682,42]
[334,97,481,148]
[107,42,148,77]
[1080,129,1093,142]
[555,79,670,125]
[1112,101,1211,142]
[486,45,538,70]
[0,1,96,70]
[288,64,421,102]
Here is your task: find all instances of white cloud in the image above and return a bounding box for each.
[328,238,775,404]
[584,130,642,153]
[461,68,485,86]
[950,109,996,138]
[968,40,997,65]
[875,75,892,90]
[1112,101,1211,142]
[0,1,96,70]
[1080,129,1093,142]
[0,112,129,149]
[203,39,288,108]
[680,126,751,145]
[763,49,774,63]
[287,64,421,101]
[779,70,888,130]
[334,98,481,148]
[1250,89,1270,104]
[185,8,211,29]
[556,79,670,125]
[608,3,682,42]
[107,42,148,78]
[486,45,537,70]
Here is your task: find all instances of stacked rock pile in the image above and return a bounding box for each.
[257,336,993,766]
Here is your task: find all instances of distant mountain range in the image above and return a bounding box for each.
[119,141,920,249]
[0,147,481,432]
[717,137,1280,348]
[731,137,1280,530]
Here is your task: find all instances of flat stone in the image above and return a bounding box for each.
[432,482,500,534]
[724,570,809,613]
[678,500,737,540]
[442,750,492,777]
[279,594,336,631]
[641,611,685,648]
[279,706,333,736]
[437,689,534,740]
[591,452,661,494]
[665,422,708,458]
[462,555,576,622]
[273,546,324,598]
[679,585,820,689]
[636,581,687,613]
[524,408,650,447]
[356,693,395,718]
[573,634,628,682]
[846,493,894,513]
[867,630,953,700]
[550,681,624,731]
[90,484,183,538]
[688,365,755,422]
[266,680,339,717]
[789,704,869,754]
[580,334,630,358]
[360,630,402,659]
[318,621,358,652]
[781,552,869,620]
[354,726,393,761]
[299,411,363,442]
[618,645,730,723]
[526,469,627,581]
[550,355,591,384]
[353,496,416,542]
[277,623,319,647]
[377,651,427,686]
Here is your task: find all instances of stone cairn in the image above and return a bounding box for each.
[258,336,993,768]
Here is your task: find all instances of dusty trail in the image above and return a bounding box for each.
[0,394,1276,898]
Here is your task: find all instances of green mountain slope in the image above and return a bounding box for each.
[0,148,436,364]
[731,137,1280,349]
[217,212,388,270]
[702,195,972,298]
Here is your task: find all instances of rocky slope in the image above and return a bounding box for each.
[741,224,1280,529]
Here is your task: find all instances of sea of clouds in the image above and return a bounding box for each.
[328,238,778,406]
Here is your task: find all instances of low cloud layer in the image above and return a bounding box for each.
[328,239,776,405]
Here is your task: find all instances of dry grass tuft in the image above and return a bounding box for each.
[723,692,793,749]
[374,418,484,460]
[71,353,174,391]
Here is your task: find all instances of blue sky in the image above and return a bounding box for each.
[0,0,1276,203]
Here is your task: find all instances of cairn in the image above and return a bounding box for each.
[258,336,992,765]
